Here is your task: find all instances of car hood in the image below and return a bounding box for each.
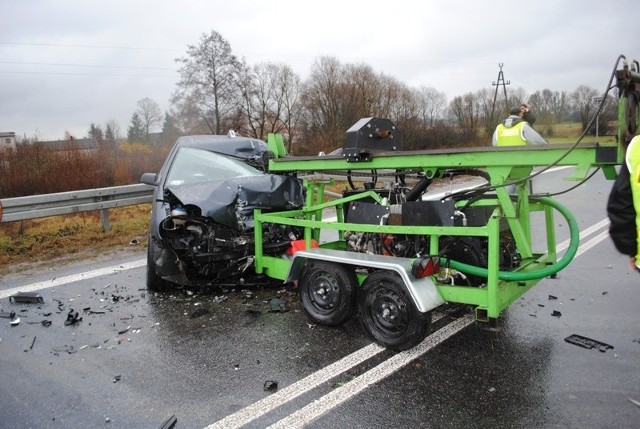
[166,174,304,229]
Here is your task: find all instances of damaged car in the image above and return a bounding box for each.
[141,133,305,290]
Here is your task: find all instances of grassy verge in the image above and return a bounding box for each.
[0,204,151,275]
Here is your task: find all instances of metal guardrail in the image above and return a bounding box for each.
[0,184,154,226]
[0,175,350,230]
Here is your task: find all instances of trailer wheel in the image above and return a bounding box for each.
[358,270,431,351]
[299,261,357,326]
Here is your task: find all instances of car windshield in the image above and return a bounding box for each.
[165,147,262,186]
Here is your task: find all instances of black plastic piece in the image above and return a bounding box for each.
[564,334,614,352]
[9,292,44,304]
[158,415,177,429]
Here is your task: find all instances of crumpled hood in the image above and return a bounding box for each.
[166,174,305,229]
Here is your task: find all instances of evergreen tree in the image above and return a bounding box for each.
[127,112,145,143]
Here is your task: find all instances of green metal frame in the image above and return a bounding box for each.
[252,136,619,321]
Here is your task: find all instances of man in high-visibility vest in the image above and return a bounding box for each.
[492,104,548,146]
[607,135,640,272]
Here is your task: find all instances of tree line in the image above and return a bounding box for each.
[2,29,619,197]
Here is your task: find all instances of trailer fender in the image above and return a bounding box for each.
[287,249,445,313]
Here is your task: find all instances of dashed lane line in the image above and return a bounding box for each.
[266,315,476,429]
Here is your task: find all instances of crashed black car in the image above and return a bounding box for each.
[141,133,305,290]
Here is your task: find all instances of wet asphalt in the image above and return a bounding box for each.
[0,168,639,428]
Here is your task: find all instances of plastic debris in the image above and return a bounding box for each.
[264,380,278,392]
[10,292,44,304]
[113,375,121,383]
[548,295,558,300]
[551,310,562,317]
[10,317,20,326]
[564,334,614,352]
[0,311,16,319]
[158,415,178,429]
[269,297,290,313]
[64,309,82,326]
[191,308,210,318]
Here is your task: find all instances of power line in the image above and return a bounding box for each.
[0,70,176,78]
[0,60,176,71]
[1,41,182,52]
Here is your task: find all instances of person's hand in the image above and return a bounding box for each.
[629,256,640,272]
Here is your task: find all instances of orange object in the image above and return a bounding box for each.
[286,239,319,256]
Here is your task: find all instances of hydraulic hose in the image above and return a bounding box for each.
[445,196,579,281]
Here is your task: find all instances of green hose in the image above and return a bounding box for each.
[447,196,580,281]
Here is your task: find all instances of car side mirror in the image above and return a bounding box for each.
[141,172,160,186]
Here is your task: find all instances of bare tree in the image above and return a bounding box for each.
[571,85,599,132]
[449,92,480,138]
[136,97,162,140]
[172,30,245,135]
[416,86,447,128]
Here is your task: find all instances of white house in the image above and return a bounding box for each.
[1,132,16,150]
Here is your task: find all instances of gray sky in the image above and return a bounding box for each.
[2,0,638,140]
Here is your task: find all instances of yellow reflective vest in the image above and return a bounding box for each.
[495,121,527,146]
[626,135,640,266]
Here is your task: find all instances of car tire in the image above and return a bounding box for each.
[147,236,168,292]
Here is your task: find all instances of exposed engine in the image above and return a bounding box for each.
[341,177,520,286]
[159,208,300,285]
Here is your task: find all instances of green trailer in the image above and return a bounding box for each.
[249,56,639,350]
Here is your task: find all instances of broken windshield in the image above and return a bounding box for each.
[165,147,262,187]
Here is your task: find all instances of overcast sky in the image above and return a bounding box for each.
[2,0,638,140]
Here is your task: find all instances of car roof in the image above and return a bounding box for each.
[174,134,267,159]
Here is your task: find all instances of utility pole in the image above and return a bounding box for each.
[490,63,510,127]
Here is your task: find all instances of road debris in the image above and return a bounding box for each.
[191,307,210,318]
[10,292,44,304]
[158,415,178,429]
[269,297,289,313]
[263,380,278,392]
[564,334,614,352]
[628,398,640,409]
[551,310,562,317]
[64,310,82,326]
[10,317,21,326]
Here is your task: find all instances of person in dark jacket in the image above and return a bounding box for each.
[607,135,640,271]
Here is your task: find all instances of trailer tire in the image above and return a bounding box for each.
[358,270,431,351]
[299,261,357,326]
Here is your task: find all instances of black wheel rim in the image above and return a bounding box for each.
[306,271,340,315]
[366,287,409,338]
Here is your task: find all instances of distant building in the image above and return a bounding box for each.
[38,137,99,154]
[1,131,16,151]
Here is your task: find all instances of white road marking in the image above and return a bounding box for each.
[267,315,476,429]
[0,259,146,300]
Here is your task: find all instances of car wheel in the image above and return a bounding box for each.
[147,236,168,292]
[299,261,357,326]
[358,270,431,351]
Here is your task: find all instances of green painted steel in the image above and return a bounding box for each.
[253,56,640,322]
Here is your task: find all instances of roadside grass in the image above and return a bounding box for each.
[0,204,151,275]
